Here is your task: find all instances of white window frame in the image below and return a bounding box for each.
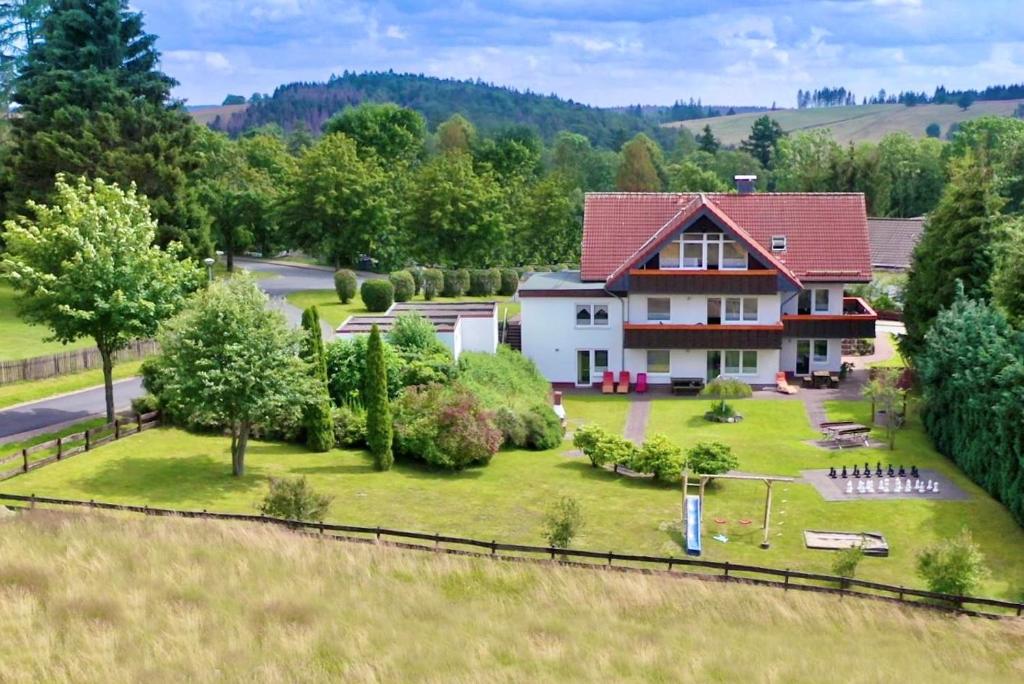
[660,233,749,272]
[722,349,759,376]
[813,288,831,313]
[646,349,671,375]
[575,303,609,328]
[771,235,787,251]
[813,339,829,363]
[647,297,671,322]
[717,297,758,324]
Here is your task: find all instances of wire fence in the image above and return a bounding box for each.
[0,491,1019,619]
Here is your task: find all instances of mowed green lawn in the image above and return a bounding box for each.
[3,394,1022,599]
[0,283,94,361]
[287,290,520,330]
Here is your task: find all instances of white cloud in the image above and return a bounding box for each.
[385,24,408,40]
[163,50,233,73]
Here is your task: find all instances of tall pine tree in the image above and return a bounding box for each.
[6,0,210,254]
[902,153,1007,358]
[365,324,393,470]
[300,306,334,453]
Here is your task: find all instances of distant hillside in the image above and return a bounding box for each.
[188,103,248,127]
[669,99,1024,145]
[204,71,679,148]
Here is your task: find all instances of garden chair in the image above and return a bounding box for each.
[775,371,798,395]
[601,371,614,394]
[635,372,648,394]
[616,371,630,394]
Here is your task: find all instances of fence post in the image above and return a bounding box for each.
[724,561,730,579]
[491,540,496,555]
[137,413,143,432]
[898,586,904,602]
[85,430,91,451]
[30,493,35,509]
[57,437,63,460]
[667,559,674,572]
[434,532,439,549]
[115,419,120,440]
[376,526,381,541]
[784,569,790,590]
[607,550,613,566]
[22,449,28,473]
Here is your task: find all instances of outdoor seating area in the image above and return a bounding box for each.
[670,377,705,395]
[820,421,871,448]
[602,371,647,395]
[802,370,840,389]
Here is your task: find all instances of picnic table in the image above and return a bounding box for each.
[822,422,871,448]
[671,377,704,395]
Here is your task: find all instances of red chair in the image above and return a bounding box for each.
[601,371,614,394]
[635,372,648,394]
[616,370,631,394]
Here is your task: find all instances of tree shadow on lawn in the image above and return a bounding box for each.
[553,459,676,491]
[71,454,266,507]
[293,454,486,481]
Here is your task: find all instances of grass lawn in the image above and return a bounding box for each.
[3,394,1022,599]
[0,360,144,411]
[0,283,94,361]
[287,290,521,330]
[3,514,1021,681]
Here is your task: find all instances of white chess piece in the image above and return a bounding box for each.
[926,480,933,492]
[846,481,853,494]
[933,481,940,494]
[866,481,875,494]
[917,481,925,493]
[894,479,902,493]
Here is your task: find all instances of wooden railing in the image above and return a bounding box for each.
[0,339,159,385]
[0,411,161,481]
[0,490,1019,620]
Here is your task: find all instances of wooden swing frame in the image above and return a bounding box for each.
[682,471,794,549]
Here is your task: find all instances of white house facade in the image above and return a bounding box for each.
[520,185,876,388]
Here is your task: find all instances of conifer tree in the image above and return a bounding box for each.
[695,124,719,154]
[902,153,1007,358]
[300,306,333,452]
[365,324,393,470]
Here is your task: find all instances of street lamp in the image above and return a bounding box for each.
[203,257,216,283]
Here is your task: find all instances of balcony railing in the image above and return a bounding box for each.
[623,323,784,349]
[627,269,780,295]
[782,297,877,339]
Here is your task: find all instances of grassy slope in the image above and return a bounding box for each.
[671,99,1024,145]
[0,360,144,411]
[4,395,1022,599]
[0,283,94,361]
[2,513,1020,682]
[287,290,521,329]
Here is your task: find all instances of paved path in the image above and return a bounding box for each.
[623,398,652,443]
[0,258,356,443]
[0,377,144,441]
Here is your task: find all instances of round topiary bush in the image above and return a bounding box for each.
[443,269,469,297]
[498,268,519,296]
[389,270,415,302]
[468,269,499,296]
[361,280,394,312]
[422,268,444,300]
[334,269,357,304]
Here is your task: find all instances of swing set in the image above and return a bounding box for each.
[682,470,794,552]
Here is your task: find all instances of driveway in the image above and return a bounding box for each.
[0,258,354,444]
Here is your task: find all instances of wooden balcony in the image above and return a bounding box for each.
[782,297,877,339]
[627,269,780,295]
[623,323,784,349]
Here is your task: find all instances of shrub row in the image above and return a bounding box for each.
[572,426,736,482]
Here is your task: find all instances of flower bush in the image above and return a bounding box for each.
[393,383,502,469]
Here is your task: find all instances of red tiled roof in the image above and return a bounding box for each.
[581,193,872,284]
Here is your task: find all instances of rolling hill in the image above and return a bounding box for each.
[669,99,1024,145]
[187,103,249,127]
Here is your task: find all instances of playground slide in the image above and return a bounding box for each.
[685,494,702,556]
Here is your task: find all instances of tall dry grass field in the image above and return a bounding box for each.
[1,510,1022,682]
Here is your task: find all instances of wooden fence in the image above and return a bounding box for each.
[0,339,159,385]
[0,411,161,481]
[0,490,1019,619]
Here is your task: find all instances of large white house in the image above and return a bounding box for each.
[519,182,877,388]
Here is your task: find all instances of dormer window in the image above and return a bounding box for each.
[658,233,748,271]
[771,235,787,251]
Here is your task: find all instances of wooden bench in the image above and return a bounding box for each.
[671,377,705,395]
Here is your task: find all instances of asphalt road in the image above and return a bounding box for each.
[0,259,348,443]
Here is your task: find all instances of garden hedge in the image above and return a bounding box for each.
[468,268,500,296]
[498,269,519,296]
[389,270,415,303]
[422,268,443,300]
[361,280,394,312]
[334,269,357,304]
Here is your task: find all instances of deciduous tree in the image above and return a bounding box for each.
[2,176,199,422]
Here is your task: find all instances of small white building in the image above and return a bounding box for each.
[336,301,498,359]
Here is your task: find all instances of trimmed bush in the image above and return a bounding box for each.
[332,405,367,447]
[422,268,443,300]
[498,268,519,296]
[393,383,502,470]
[442,269,465,297]
[361,280,394,312]
[572,425,636,468]
[699,377,753,399]
[684,441,738,475]
[409,267,424,296]
[522,405,563,450]
[389,270,415,303]
[572,425,607,465]
[468,269,497,296]
[258,477,332,521]
[334,269,357,304]
[494,407,527,448]
[634,434,685,482]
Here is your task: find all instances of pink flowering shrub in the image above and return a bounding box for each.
[393,383,502,469]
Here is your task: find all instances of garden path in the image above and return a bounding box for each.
[623,398,652,443]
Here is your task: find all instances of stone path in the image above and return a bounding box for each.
[623,398,652,443]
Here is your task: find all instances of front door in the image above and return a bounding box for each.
[576,350,591,386]
[796,340,811,375]
[706,351,722,383]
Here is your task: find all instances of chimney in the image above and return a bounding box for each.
[734,174,757,194]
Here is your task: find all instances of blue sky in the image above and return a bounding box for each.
[134,1,1024,107]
